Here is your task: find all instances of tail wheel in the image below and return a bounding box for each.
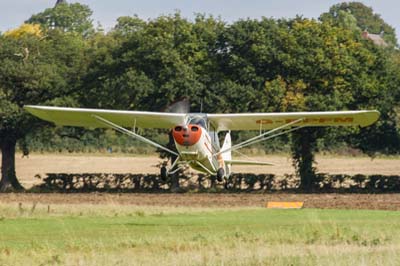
[160,166,168,181]
[216,168,224,182]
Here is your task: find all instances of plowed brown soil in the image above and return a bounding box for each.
[2,153,399,211]
[1,193,400,211]
[13,153,400,187]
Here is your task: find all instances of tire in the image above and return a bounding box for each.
[216,168,224,182]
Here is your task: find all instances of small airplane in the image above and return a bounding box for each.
[24,105,379,181]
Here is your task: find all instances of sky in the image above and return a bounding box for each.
[0,0,399,39]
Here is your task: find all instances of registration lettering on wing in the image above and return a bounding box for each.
[256,117,354,125]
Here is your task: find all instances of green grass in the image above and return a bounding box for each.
[0,204,400,265]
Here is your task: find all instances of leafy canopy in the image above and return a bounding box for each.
[26,2,94,37]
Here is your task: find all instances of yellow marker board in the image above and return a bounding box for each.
[266,202,304,209]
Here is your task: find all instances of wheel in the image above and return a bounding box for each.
[216,168,224,182]
[160,166,168,181]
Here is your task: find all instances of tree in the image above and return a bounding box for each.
[346,45,400,155]
[26,2,94,37]
[0,25,86,191]
[320,2,400,156]
[3,23,43,39]
[216,15,399,190]
[320,2,398,46]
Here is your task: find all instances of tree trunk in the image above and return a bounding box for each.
[170,172,180,192]
[0,140,24,192]
[291,129,317,191]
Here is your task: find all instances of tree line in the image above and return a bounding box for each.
[0,1,399,191]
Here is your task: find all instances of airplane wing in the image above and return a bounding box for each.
[24,105,186,129]
[25,106,380,131]
[207,110,380,131]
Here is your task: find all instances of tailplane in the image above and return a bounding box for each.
[220,131,275,177]
[224,159,274,166]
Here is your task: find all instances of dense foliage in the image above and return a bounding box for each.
[1,1,399,191]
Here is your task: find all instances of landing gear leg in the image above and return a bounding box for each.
[160,156,181,181]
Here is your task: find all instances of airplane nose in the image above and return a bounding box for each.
[172,124,202,146]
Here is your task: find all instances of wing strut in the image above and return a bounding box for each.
[92,115,179,157]
[167,156,184,175]
[215,118,304,156]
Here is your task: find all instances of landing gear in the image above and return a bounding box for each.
[216,168,225,182]
[160,166,168,181]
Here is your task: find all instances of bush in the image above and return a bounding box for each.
[31,173,400,193]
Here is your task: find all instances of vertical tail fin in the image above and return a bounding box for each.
[221,131,231,161]
[221,131,232,176]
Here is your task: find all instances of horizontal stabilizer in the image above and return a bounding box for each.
[225,159,274,166]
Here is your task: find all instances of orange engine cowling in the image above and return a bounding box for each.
[172,124,202,146]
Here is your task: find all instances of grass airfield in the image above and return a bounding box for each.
[1,153,399,265]
[1,203,400,266]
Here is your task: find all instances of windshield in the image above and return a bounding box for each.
[187,114,207,129]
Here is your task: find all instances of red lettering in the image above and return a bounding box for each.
[319,118,333,123]
[333,117,354,123]
[256,119,273,124]
[303,118,319,123]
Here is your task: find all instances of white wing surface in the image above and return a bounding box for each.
[208,110,379,131]
[24,105,186,129]
[25,106,380,131]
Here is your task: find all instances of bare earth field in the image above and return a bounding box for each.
[12,153,400,188]
[1,193,400,211]
[0,153,398,211]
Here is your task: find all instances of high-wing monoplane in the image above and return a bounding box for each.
[24,105,379,180]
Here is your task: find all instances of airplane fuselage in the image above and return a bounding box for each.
[172,124,222,175]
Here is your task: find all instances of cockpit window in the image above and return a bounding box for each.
[188,115,207,129]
